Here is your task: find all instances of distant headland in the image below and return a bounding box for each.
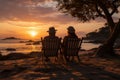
[2,37,21,40]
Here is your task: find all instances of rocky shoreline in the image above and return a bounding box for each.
[0,51,41,60]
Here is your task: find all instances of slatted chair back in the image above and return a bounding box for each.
[66,38,83,56]
[41,38,61,57]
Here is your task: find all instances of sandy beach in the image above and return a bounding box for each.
[0,49,120,80]
[1,0,120,80]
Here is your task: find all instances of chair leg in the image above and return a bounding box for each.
[41,54,45,65]
[68,56,70,61]
[59,54,65,64]
[71,56,74,61]
[54,57,57,63]
[61,55,67,64]
[56,56,59,64]
[77,55,81,62]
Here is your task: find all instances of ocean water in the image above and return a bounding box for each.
[81,43,101,50]
[0,40,101,55]
[0,43,42,55]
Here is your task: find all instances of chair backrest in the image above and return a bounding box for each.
[41,38,61,57]
[66,38,83,56]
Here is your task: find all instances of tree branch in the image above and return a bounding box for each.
[110,0,119,16]
[95,4,106,18]
[97,0,115,32]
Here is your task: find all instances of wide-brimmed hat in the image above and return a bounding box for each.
[67,26,75,33]
[47,27,57,33]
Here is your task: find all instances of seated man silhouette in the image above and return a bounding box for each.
[43,27,59,61]
[62,26,78,61]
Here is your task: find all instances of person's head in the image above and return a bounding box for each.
[47,27,57,36]
[67,26,75,35]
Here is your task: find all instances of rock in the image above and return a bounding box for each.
[29,51,41,57]
[5,48,16,51]
[4,53,28,60]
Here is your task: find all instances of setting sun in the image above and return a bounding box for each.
[29,31,38,37]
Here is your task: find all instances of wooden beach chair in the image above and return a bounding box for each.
[63,38,83,62]
[41,37,61,64]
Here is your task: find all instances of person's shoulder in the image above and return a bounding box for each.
[54,36,60,39]
[63,36,69,41]
[63,36,69,39]
[75,36,78,39]
[55,36,58,38]
[44,36,49,40]
[44,36,49,39]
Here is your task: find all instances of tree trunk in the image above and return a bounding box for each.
[97,0,115,33]
[96,20,120,57]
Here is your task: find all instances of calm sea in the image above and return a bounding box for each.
[0,40,101,55]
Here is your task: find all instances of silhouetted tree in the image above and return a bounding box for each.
[55,0,120,57]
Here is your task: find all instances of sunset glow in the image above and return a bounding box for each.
[0,0,119,40]
[28,31,38,37]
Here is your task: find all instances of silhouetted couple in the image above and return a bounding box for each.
[44,26,78,61]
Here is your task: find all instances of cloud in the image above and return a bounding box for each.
[0,0,76,24]
[1,0,118,26]
[0,0,31,20]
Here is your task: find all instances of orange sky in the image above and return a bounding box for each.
[0,0,119,40]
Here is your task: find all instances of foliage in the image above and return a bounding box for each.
[55,0,120,22]
[85,26,110,41]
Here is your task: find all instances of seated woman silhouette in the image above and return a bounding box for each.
[62,26,78,61]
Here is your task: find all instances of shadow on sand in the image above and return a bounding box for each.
[0,60,120,80]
